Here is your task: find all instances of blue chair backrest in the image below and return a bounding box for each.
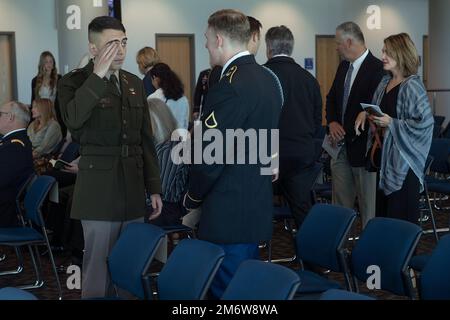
[428,139,450,173]
[221,260,301,300]
[319,289,375,300]
[60,142,80,163]
[157,239,225,300]
[420,235,450,300]
[0,287,38,300]
[296,204,356,271]
[108,223,165,299]
[351,218,422,297]
[24,175,55,227]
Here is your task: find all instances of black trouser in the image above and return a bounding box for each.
[279,166,318,227]
[376,169,420,224]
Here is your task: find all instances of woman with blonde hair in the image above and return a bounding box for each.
[31,51,66,137]
[27,98,62,158]
[355,33,434,223]
[147,98,188,227]
[136,47,160,97]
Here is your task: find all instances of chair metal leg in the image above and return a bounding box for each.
[44,234,63,300]
[0,247,24,276]
[424,186,440,243]
[18,245,44,290]
[0,253,5,262]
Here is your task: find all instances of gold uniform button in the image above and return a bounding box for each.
[123,134,127,139]
[89,164,94,169]
[123,120,127,125]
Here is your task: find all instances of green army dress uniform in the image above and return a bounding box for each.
[58,60,162,221]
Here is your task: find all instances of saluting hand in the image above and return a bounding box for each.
[93,41,119,79]
[148,194,163,221]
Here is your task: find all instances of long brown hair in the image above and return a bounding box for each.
[31,98,56,132]
[35,51,58,98]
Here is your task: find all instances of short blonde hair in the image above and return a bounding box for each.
[147,98,178,145]
[384,33,419,77]
[136,47,160,74]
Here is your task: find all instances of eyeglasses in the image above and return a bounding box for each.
[0,111,11,118]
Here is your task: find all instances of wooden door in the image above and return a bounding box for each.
[316,35,340,125]
[0,33,17,105]
[156,34,195,118]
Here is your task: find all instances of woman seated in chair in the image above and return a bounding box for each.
[355,33,433,224]
[27,98,62,159]
[147,98,188,227]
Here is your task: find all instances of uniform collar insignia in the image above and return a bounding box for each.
[221,65,238,83]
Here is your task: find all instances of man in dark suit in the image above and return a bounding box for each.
[0,101,34,227]
[264,25,322,226]
[326,22,384,228]
[184,9,282,299]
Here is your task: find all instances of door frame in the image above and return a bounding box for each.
[0,31,18,101]
[155,33,196,103]
[315,35,339,125]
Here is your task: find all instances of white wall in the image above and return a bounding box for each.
[121,0,428,80]
[0,0,59,104]
[0,0,428,104]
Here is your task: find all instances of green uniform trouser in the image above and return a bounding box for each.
[81,217,144,299]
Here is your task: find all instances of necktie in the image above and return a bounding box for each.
[110,74,121,94]
[341,64,354,123]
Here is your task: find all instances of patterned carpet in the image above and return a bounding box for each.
[0,209,448,300]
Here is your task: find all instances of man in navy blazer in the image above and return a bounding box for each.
[326,22,384,228]
[264,25,323,227]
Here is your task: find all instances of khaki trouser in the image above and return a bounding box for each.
[330,146,376,228]
[81,217,144,299]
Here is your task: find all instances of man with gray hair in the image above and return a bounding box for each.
[326,22,384,228]
[264,25,322,227]
[0,101,34,227]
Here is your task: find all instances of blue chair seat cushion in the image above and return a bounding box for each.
[296,270,342,294]
[161,224,192,233]
[425,177,450,194]
[0,227,44,243]
[409,254,431,271]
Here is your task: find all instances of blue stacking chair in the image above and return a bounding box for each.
[221,260,300,300]
[319,289,375,300]
[0,175,62,299]
[419,235,450,300]
[154,239,225,300]
[424,139,450,235]
[348,218,422,299]
[0,174,36,277]
[0,287,38,300]
[107,223,166,300]
[294,204,357,298]
[269,162,324,263]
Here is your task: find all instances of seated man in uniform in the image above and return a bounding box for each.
[0,101,34,227]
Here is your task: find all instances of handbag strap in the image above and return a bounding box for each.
[369,120,384,169]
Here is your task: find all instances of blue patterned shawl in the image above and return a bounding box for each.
[369,75,434,195]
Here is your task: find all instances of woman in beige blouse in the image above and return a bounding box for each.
[27,98,62,158]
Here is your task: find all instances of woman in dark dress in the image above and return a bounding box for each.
[355,33,434,224]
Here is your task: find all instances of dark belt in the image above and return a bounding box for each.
[80,145,143,157]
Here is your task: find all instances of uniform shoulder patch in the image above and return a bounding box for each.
[10,139,25,147]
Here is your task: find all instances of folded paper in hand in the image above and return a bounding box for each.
[361,103,384,117]
[322,134,342,160]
